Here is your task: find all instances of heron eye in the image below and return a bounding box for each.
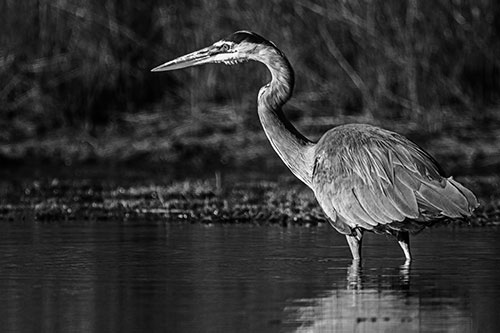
[220,43,230,52]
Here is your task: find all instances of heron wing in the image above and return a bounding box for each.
[312,125,478,234]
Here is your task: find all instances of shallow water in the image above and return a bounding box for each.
[0,222,499,332]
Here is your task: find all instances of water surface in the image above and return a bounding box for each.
[0,222,499,332]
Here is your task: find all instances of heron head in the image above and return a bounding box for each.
[151,31,276,72]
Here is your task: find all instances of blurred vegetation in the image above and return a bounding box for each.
[0,0,499,173]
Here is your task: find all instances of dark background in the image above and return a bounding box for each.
[1,0,499,174]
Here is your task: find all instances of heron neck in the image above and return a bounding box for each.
[256,48,315,187]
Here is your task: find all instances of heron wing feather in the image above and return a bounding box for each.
[415,177,478,217]
[312,125,477,232]
[448,178,478,208]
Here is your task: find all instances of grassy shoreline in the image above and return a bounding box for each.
[1,167,498,226]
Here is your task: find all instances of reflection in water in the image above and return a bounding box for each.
[346,259,410,290]
[0,223,498,332]
[286,260,472,332]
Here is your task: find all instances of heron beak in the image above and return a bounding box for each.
[151,47,213,72]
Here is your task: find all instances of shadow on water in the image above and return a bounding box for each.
[0,222,499,332]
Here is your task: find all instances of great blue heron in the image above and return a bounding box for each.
[152,31,478,261]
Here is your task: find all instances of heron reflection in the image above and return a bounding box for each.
[285,261,470,332]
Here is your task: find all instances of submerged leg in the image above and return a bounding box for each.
[396,231,411,261]
[345,229,363,260]
[347,259,362,290]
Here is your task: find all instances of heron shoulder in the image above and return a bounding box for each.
[316,124,400,151]
[314,124,399,167]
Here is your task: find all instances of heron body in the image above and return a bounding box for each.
[152,31,479,261]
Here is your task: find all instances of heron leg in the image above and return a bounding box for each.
[347,259,362,290]
[345,229,363,260]
[396,231,412,261]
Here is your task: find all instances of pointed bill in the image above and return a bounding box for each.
[151,47,212,72]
